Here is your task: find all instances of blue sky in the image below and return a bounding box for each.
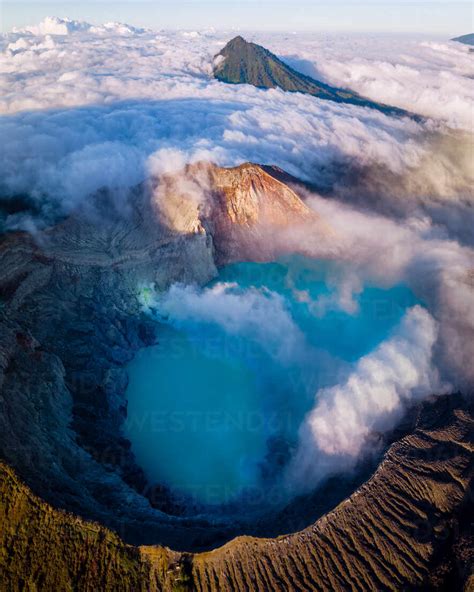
[2,1,472,34]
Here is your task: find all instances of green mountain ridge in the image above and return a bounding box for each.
[213,36,410,117]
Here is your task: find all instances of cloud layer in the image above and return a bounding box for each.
[273,32,474,130]
[1,21,472,232]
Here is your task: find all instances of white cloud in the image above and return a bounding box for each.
[149,281,309,366]
[12,16,147,37]
[270,33,474,130]
[13,16,92,36]
[0,87,428,222]
[2,23,472,132]
[1,23,471,227]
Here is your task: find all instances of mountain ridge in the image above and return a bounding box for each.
[214,36,411,117]
[452,33,474,46]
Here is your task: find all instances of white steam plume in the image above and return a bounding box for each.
[287,306,442,489]
[150,282,309,366]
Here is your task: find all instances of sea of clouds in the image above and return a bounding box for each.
[1,17,472,496]
[1,18,472,222]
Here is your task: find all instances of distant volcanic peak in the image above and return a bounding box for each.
[214,36,411,117]
[223,35,249,49]
[452,33,474,45]
[214,35,332,94]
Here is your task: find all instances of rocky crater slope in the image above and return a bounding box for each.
[1,394,472,591]
[0,186,219,548]
[154,161,326,262]
[0,163,472,589]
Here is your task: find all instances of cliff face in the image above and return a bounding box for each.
[208,162,312,227]
[154,161,324,263]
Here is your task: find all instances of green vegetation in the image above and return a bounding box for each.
[214,36,410,117]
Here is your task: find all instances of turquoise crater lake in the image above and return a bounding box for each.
[124,257,419,508]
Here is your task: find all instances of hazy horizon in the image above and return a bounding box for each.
[2,1,472,35]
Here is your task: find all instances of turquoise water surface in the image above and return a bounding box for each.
[124,257,418,508]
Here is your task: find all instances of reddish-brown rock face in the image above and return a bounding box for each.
[153,161,324,263]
